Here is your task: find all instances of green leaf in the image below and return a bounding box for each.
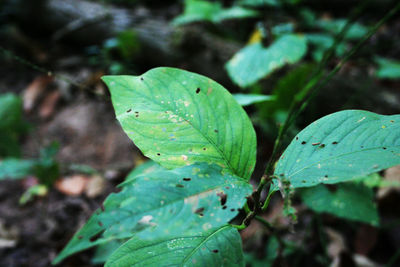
[375,57,400,79]
[274,110,400,189]
[102,67,257,179]
[122,160,164,185]
[92,240,125,264]
[300,183,379,225]
[305,33,346,61]
[226,34,307,88]
[316,19,368,40]
[233,93,274,106]
[172,0,258,25]
[0,93,23,129]
[53,163,252,264]
[105,225,244,267]
[0,158,36,180]
[239,0,279,7]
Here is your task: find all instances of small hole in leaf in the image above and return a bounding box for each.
[296,137,299,140]
[222,205,227,210]
[89,230,105,242]
[183,177,191,181]
[324,175,328,178]
[214,129,219,133]
[140,77,144,81]
[176,184,184,188]
[157,153,161,156]
[196,88,201,94]
[203,147,207,151]
[383,147,387,150]
[212,250,219,253]
[230,208,235,212]
[301,141,306,145]
[319,144,325,148]
[279,173,284,177]
[216,192,227,206]
[332,141,338,145]
[126,109,132,113]
[194,207,204,214]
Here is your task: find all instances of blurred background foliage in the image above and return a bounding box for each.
[0,0,400,266]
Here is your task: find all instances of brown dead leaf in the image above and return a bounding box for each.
[325,227,347,259]
[39,90,61,119]
[55,175,89,196]
[23,75,53,112]
[378,165,400,199]
[85,175,106,198]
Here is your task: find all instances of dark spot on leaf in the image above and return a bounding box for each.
[216,192,227,206]
[383,147,387,150]
[100,204,105,212]
[98,221,103,227]
[332,141,338,145]
[361,146,364,148]
[140,77,144,81]
[212,250,219,253]
[225,186,230,189]
[214,129,219,133]
[296,137,299,140]
[176,184,184,188]
[312,142,320,146]
[194,207,204,214]
[301,141,306,145]
[319,144,325,148]
[222,205,227,209]
[279,173,284,177]
[126,109,132,113]
[157,153,161,156]
[89,230,105,242]
[302,180,306,183]
[203,147,207,151]
[196,88,201,94]
[230,208,235,212]
[78,235,83,240]
[390,120,394,123]
[183,177,191,181]
[324,175,328,178]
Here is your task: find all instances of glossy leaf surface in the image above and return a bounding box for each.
[53,163,252,264]
[233,94,274,106]
[274,110,400,189]
[103,67,257,179]
[105,225,244,267]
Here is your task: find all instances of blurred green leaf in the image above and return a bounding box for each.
[92,240,125,265]
[19,184,48,205]
[233,93,274,106]
[172,0,258,25]
[305,33,346,61]
[226,34,307,87]
[0,158,36,180]
[300,183,379,225]
[239,0,279,7]
[375,57,400,79]
[316,19,368,40]
[105,225,244,267]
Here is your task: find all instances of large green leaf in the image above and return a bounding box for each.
[102,67,256,179]
[300,183,379,225]
[105,225,244,267]
[53,163,252,264]
[375,57,400,79]
[0,93,23,129]
[274,110,400,189]
[172,0,258,25]
[226,34,307,88]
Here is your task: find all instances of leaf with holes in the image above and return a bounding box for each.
[102,67,257,180]
[273,110,400,189]
[53,163,252,264]
[105,225,244,267]
[225,34,307,88]
[300,183,379,226]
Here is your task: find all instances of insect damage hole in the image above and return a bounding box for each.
[89,230,105,242]
[216,192,227,206]
[194,207,205,217]
[196,88,201,94]
[182,177,191,181]
[212,250,219,253]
